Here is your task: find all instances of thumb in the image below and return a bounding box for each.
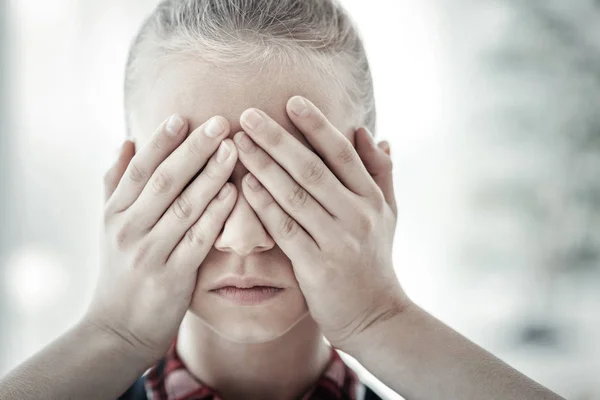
[355,127,397,217]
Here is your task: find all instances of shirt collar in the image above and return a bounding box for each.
[144,335,364,400]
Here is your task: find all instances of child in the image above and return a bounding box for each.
[0,1,564,399]
[116,0,383,398]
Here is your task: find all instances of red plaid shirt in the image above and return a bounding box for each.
[142,335,372,400]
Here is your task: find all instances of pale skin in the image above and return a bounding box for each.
[130,62,376,400]
[0,60,565,400]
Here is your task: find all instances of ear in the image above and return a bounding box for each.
[354,127,397,217]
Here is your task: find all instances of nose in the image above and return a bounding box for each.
[213,164,276,256]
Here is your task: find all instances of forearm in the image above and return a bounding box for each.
[344,302,565,400]
[0,319,154,400]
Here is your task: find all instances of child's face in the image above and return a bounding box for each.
[130,59,357,343]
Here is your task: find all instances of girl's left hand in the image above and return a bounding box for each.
[234,96,411,351]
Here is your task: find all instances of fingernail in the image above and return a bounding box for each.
[245,173,262,191]
[216,141,231,163]
[205,117,225,138]
[289,96,309,117]
[166,114,184,136]
[241,109,264,131]
[380,141,390,154]
[217,183,231,199]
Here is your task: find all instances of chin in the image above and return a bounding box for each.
[189,287,311,344]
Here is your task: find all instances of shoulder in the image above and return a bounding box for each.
[118,375,148,400]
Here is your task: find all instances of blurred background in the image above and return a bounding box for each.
[1,0,599,399]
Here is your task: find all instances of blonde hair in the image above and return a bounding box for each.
[124,0,376,138]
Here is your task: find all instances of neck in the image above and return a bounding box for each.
[176,311,332,400]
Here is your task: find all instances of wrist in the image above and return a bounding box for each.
[337,291,414,358]
[76,318,159,371]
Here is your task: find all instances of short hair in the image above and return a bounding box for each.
[124,0,376,138]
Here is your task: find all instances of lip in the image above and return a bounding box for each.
[211,286,283,305]
[209,275,283,291]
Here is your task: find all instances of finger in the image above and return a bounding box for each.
[104,140,134,203]
[378,140,391,156]
[126,116,231,232]
[285,96,379,199]
[356,128,397,217]
[241,172,320,264]
[239,107,355,219]
[105,114,189,215]
[149,139,238,259]
[166,182,237,274]
[233,131,339,245]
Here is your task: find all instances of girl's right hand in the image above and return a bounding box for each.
[84,114,238,365]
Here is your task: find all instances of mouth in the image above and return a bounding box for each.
[208,275,284,305]
[209,275,283,291]
[210,286,284,305]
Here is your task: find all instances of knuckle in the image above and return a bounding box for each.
[372,190,387,213]
[150,136,166,151]
[301,157,326,185]
[172,193,194,220]
[257,154,273,170]
[132,240,153,268]
[256,190,275,208]
[202,206,217,224]
[336,143,356,165]
[266,128,283,147]
[264,194,276,207]
[186,135,205,156]
[357,211,375,234]
[324,234,359,258]
[202,165,220,182]
[128,161,148,183]
[151,170,173,194]
[185,223,207,247]
[308,115,327,134]
[278,214,298,239]
[347,236,362,255]
[114,222,132,251]
[287,184,309,209]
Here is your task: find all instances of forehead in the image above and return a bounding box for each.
[130,58,356,148]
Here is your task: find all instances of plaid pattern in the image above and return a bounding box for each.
[143,335,367,400]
